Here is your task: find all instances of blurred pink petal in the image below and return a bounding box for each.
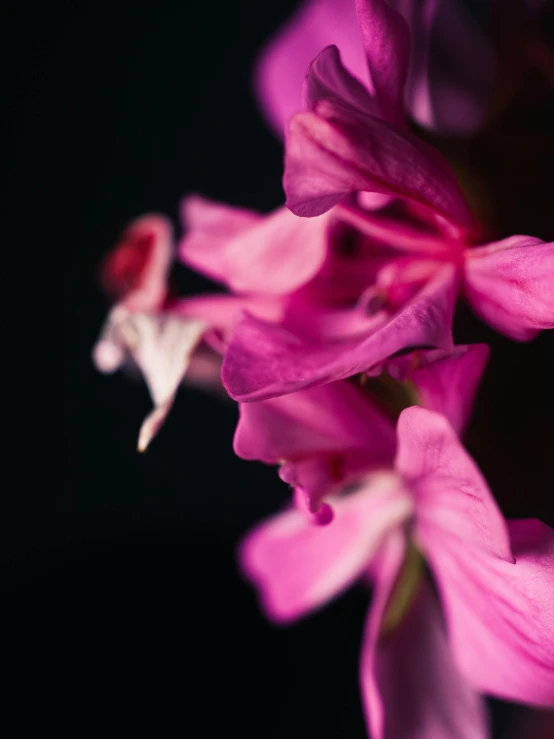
[254,0,366,138]
[464,236,554,341]
[239,473,412,623]
[423,518,554,707]
[180,196,330,295]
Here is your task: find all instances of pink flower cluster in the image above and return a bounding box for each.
[94,1,553,736]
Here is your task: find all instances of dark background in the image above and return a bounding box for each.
[8,0,554,734]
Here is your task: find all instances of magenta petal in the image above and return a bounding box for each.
[284,98,475,236]
[254,0,366,138]
[239,475,411,623]
[362,538,489,739]
[422,518,554,707]
[354,0,410,124]
[223,266,455,402]
[181,196,330,296]
[464,236,554,341]
[304,45,376,116]
[409,343,489,434]
[397,406,513,562]
[234,380,395,463]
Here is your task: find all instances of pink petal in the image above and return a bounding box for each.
[304,45,376,117]
[396,406,513,561]
[234,380,396,463]
[253,0,367,138]
[389,343,489,434]
[361,534,489,739]
[239,473,412,623]
[222,265,456,402]
[101,214,173,312]
[174,293,285,352]
[354,0,410,124]
[284,97,476,237]
[234,380,397,517]
[421,518,554,707]
[180,196,329,296]
[179,195,261,285]
[464,236,554,341]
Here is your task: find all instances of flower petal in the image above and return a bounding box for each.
[284,97,476,237]
[361,538,489,739]
[100,214,173,312]
[239,473,411,623]
[223,265,455,402]
[304,45,376,117]
[253,0,367,137]
[354,0,410,124]
[395,343,489,434]
[234,380,396,463]
[464,236,554,341]
[421,518,554,707]
[396,406,512,561]
[180,196,330,296]
[179,195,262,284]
[93,309,206,450]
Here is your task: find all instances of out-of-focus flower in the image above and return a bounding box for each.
[255,0,549,138]
[93,215,209,451]
[241,406,554,738]
[255,0,494,138]
[234,344,488,522]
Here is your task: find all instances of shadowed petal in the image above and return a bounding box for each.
[361,537,489,739]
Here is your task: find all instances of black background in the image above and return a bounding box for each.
[8,0,554,735]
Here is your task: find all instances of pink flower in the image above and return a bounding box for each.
[234,343,488,523]
[255,0,497,138]
[184,193,462,401]
[240,406,554,738]
[219,3,553,404]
